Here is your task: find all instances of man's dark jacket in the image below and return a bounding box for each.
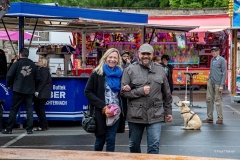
[6,58,41,94]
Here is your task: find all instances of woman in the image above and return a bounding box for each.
[84,48,124,152]
[0,49,7,77]
[34,58,52,131]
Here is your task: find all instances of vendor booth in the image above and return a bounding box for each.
[148,15,231,88]
[0,2,198,123]
[0,2,149,122]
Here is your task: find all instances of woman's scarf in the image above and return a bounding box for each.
[103,63,122,93]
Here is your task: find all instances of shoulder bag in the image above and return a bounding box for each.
[82,106,96,133]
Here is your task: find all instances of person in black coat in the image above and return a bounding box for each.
[161,55,174,94]
[0,49,7,131]
[3,48,41,134]
[33,58,52,131]
[0,49,7,77]
[84,48,125,152]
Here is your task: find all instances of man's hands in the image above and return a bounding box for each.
[219,86,223,92]
[165,115,173,122]
[144,85,150,95]
[122,85,131,92]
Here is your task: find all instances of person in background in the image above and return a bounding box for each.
[0,49,7,77]
[120,50,131,69]
[120,50,131,130]
[202,46,226,124]
[33,58,52,131]
[161,55,174,94]
[0,49,7,131]
[2,48,41,134]
[129,51,138,64]
[121,44,172,154]
[152,55,161,64]
[84,48,125,152]
[7,55,18,71]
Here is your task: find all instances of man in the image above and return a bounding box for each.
[2,48,41,134]
[202,46,226,124]
[120,50,131,130]
[161,55,174,94]
[121,44,173,154]
[121,50,131,69]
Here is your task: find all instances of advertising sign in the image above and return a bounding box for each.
[172,69,210,85]
[233,0,240,27]
[237,76,240,93]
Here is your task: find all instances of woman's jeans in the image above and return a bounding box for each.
[94,119,120,152]
[128,122,162,154]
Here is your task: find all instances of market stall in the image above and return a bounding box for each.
[148,15,230,89]
[0,2,198,123]
[0,2,149,122]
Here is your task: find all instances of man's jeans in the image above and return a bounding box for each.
[6,92,33,131]
[129,122,162,154]
[94,119,120,152]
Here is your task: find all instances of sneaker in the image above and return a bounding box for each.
[202,118,213,123]
[27,130,33,134]
[216,119,223,124]
[2,129,12,134]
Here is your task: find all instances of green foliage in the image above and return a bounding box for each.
[160,0,170,8]
[169,0,181,8]
[10,0,228,8]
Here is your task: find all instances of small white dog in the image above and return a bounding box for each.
[174,101,202,130]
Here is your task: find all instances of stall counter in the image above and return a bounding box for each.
[0,76,89,123]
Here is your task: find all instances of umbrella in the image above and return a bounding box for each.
[0,30,39,40]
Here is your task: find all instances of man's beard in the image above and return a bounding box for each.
[140,58,151,67]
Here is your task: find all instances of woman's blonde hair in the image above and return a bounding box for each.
[39,58,49,68]
[94,48,122,75]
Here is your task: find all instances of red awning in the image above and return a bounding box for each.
[148,15,230,32]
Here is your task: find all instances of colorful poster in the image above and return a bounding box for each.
[172,70,210,85]
[237,76,240,93]
[233,0,240,27]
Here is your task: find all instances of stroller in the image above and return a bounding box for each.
[0,100,5,130]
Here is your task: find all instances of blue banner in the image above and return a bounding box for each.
[0,77,89,122]
[233,0,240,27]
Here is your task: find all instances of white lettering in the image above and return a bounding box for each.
[51,91,66,98]
[83,105,88,110]
[46,101,67,105]
[53,85,66,90]
[0,83,9,95]
[54,92,59,98]
[60,91,65,98]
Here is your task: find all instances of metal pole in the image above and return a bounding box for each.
[231,29,237,97]
[28,18,38,50]
[148,28,155,44]
[19,16,24,53]
[82,30,86,69]
[1,19,17,55]
[141,26,145,44]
